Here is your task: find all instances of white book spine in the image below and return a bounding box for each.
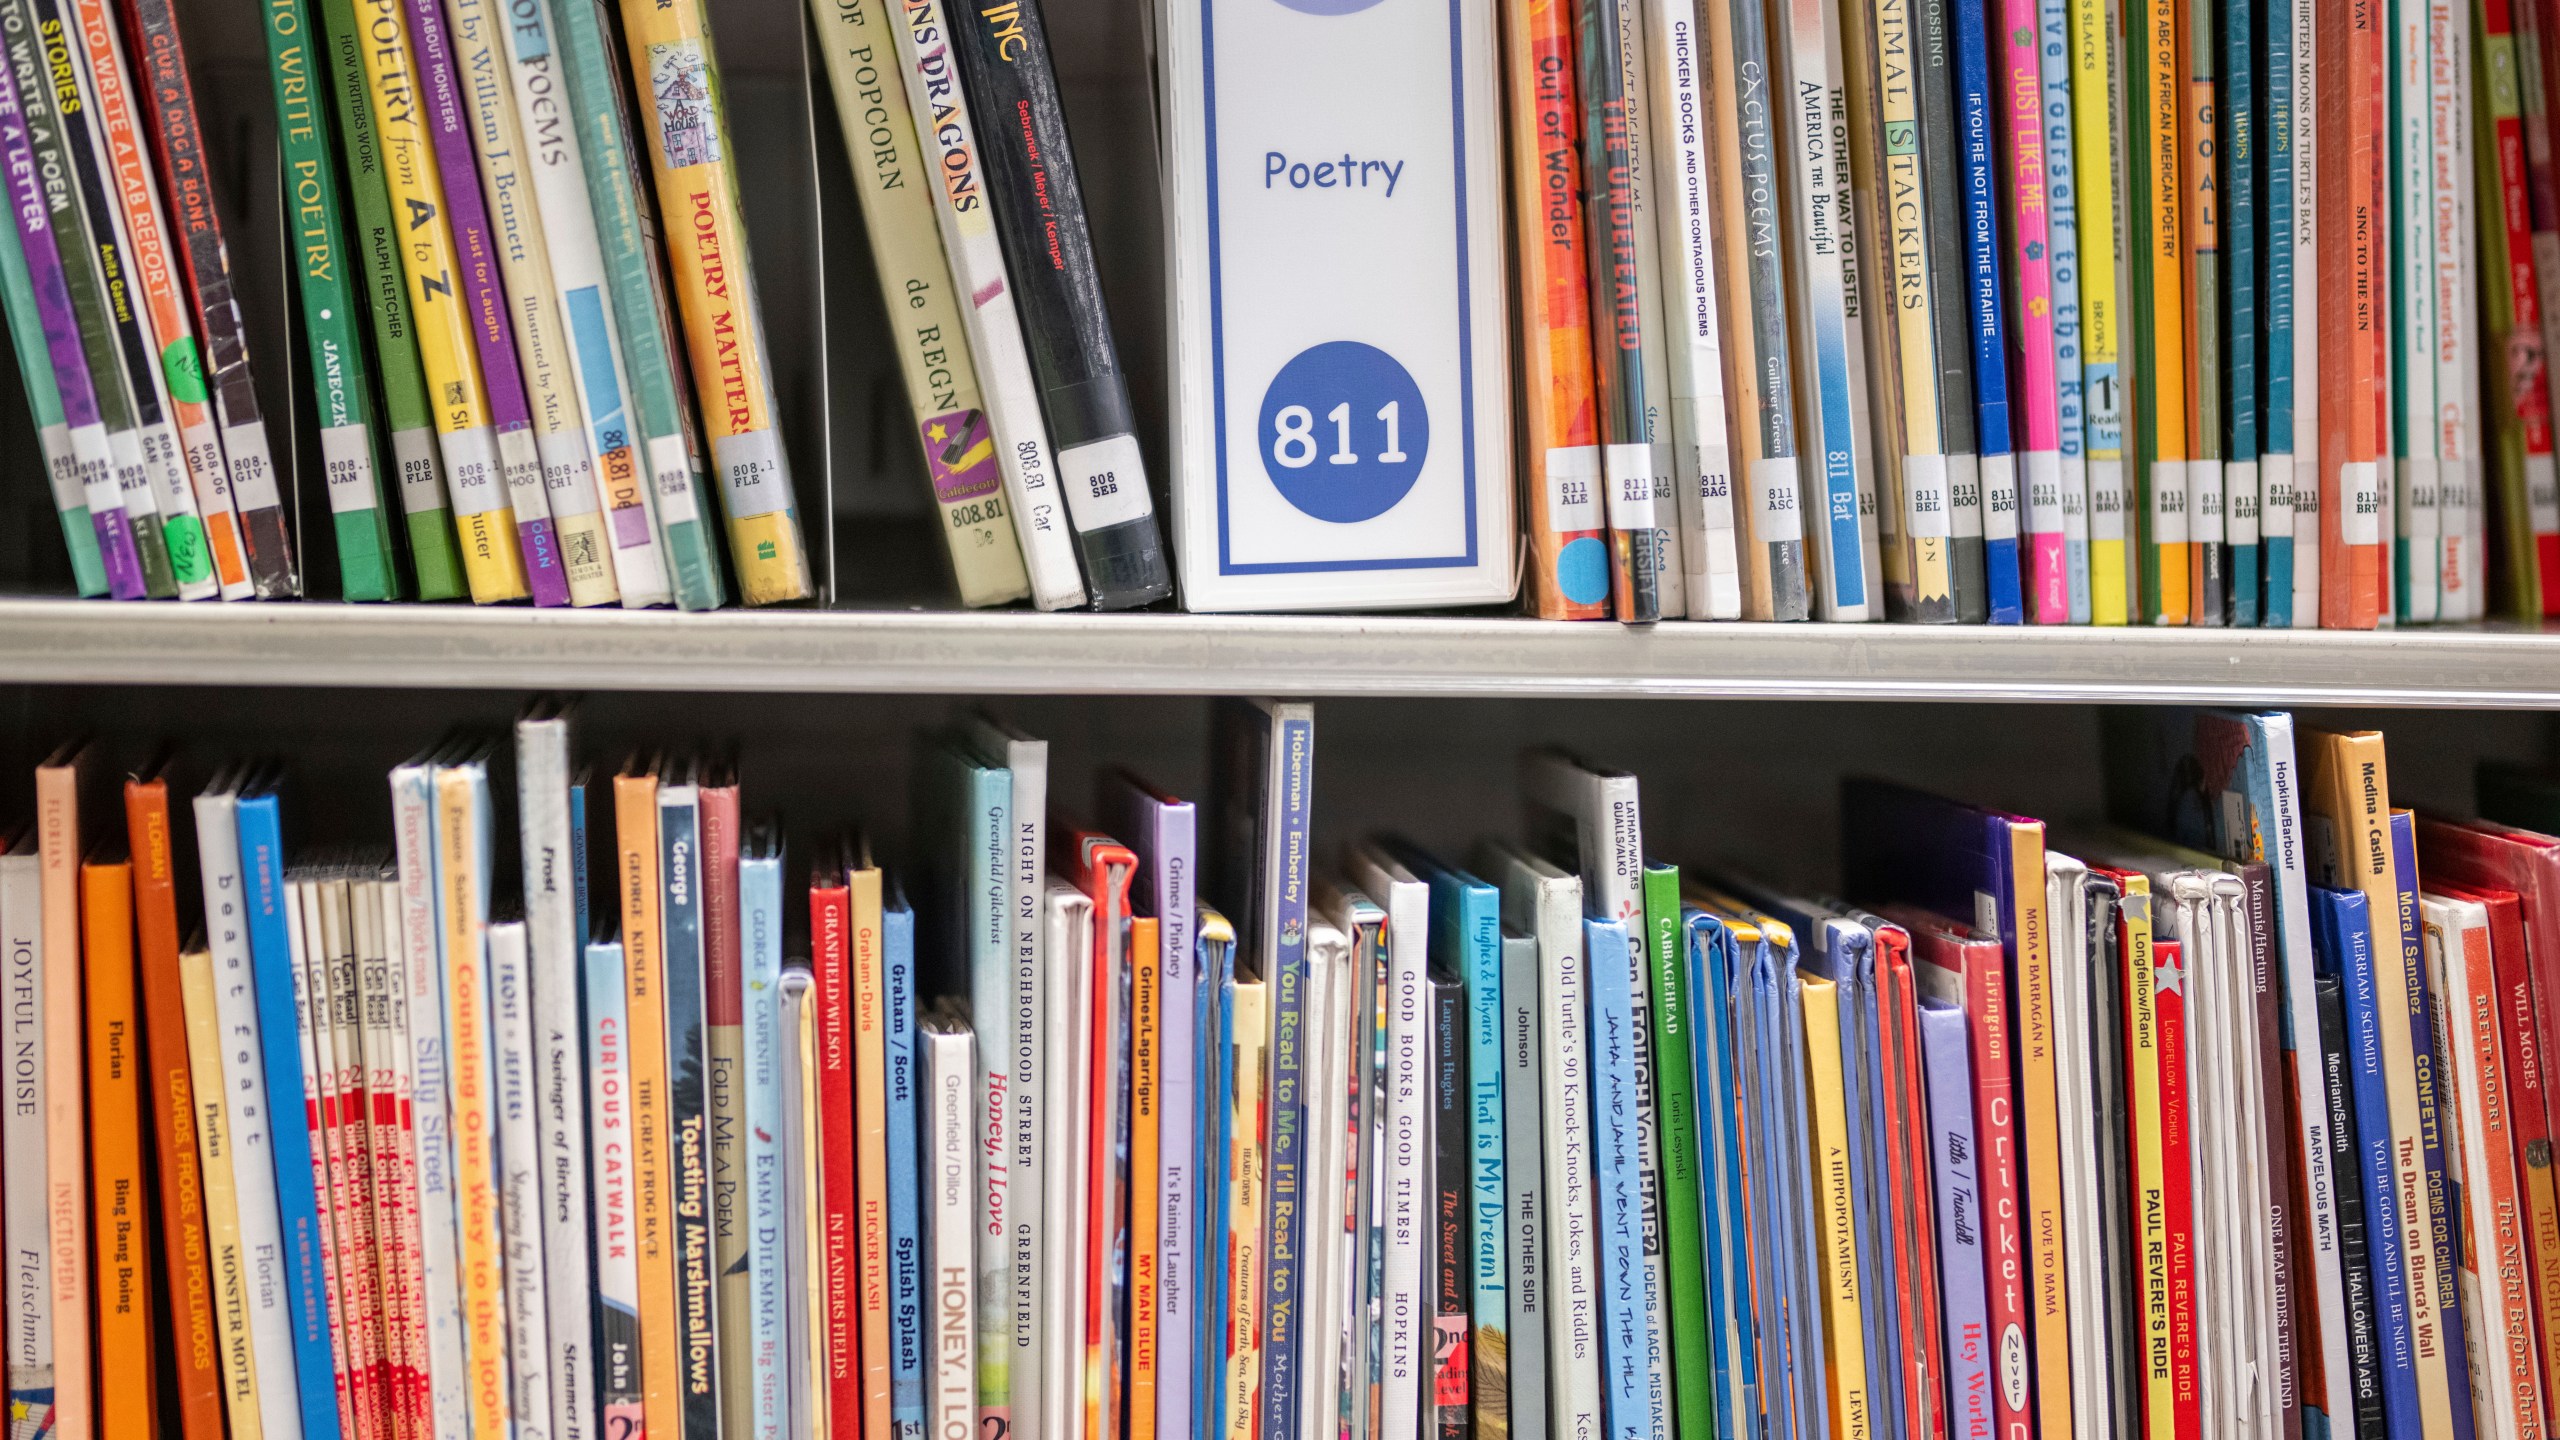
[517,721,597,1440]
[1296,931,1345,1440]
[1501,928,1548,1440]
[193,790,304,1440]
[883,0,1086,610]
[2392,0,2439,621]
[926,1021,980,1440]
[1039,886,1088,1440]
[1,849,49,1435]
[1644,0,1741,617]
[491,921,556,1440]
[2430,0,2474,619]
[1535,877,1600,1440]
[1380,878,1428,1440]
[2044,862,2112,1440]
[965,722,1049,1435]
[1616,0,1685,620]
[391,762,468,1440]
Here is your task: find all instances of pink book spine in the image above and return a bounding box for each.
[1999,0,2069,620]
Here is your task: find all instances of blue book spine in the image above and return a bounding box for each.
[571,779,591,942]
[2262,0,2296,628]
[1460,885,1506,1413]
[2391,816,2476,1440]
[1586,916,1648,1440]
[1918,998,1990,1440]
[2224,0,2259,630]
[2322,885,2421,1440]
[1260,919,1311,1440]
[1955,0,2020,624]
[885,886,927,1440]
[1737,940,1798,1440]
[235,789,346,1440]
[1682,915,1756,1440]
[1835,947,1895,1440]
[742,849,787,1440]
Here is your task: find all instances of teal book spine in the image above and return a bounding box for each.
[0,189,98,592]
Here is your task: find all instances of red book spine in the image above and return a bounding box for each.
[2157,941,2201,1439]
[811,876,861,1437]
[1962,941,2033,1440]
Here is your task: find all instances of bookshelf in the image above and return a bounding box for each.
[7,597,2560,705]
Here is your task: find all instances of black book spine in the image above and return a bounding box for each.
[1431,973,1473,1440]
[2316,972,2386,1440]
[1910,0,1985,620]
[946,0,1170,609]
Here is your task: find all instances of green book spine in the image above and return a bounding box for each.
[1641,859,1714,1440]
[549,0,724,611]
[0,190,101,593]
[316,0,460,599]
[263,0,398,600]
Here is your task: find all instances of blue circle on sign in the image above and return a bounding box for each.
[1269,0,1385,16]
[1257,341,1429,524]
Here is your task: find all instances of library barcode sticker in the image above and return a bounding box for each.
[1695,444,1736,533]
[2341,461,2381,547]
[1057,433,1154,531]
[322,424,380,513]
[1545,446,1602,531]
[221,423,284,511]
[393,431,446,515]
[1980,453,2020,544]
[2149,460,2190,547]
[714,430,793,518]
[1752,456,1805,541]
[1902,452,1951,539]
[445,427,509,517]
[1603,444,1658,530]
[651,434,701,526]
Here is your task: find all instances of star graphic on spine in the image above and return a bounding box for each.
[2155,959,2185,997]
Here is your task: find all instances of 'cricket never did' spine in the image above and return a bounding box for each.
[948,0,1172,609]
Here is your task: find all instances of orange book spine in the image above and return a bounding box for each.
[35,752,90,1440]
[1129,914,1162,1440]
[84,855,159,1440]
[124,780,226,1440]
[2447,908,2546,1439]
[1505,0,1606,619]
[851,865,891,1440]
[2006,821,2072,1435]
[616,767,681,1440]
[2323,0,2385,626]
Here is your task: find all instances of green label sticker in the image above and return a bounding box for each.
[162,513,210,583]
[161,338,208,404]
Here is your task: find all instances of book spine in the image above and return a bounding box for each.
[614,0,813,604]
[0,85,92,595]
[926,1023,978,1440]
[2433,908,2533,1438]
[4,849,54,1440]
[999,763,1048,1440]
[84,859,158,1440]
[436,775,517,1440]
[295,893,356,1440]
[408,0,558,604]
[2174,0,2226,626]
[235,795,347,1440]
[543,0,719,610]
[127,786,225,1440]
[501,0,668,604]
[0,0,136,595]
[1955,0,2022,621]
[2429,0,2468,620]
[1799,977,1873,1440]
[520,747,596,1440]
[2390,827,2463,1439]
[885,901,926,1440]
[1500,931,1546,1440]
[491,925,556,1440]
[1995,0,2067,620]
[1778,0,1878,618]
[122,0,295,595]
[785,970,828,1440]
[2039,0,2091,621]
[1533,888,1599,1440]
[1705,0,1810,619]
[1857,0,1957,620]
[2313,966,2387,1439]
[1461,898,1509,1440]
[1379,912,1424,1440]
[1919,1000,1990,1438]
[1622,0,1689,625]
[1586,918,1645,1440]
[2226,0,2261,625]
[1575,0,1662,623]
[585,943,646,1440]
[2526,0,2560,615]
[1638,882,1703,1440]
[1960,944,2031,1440]
[1916,0,1987,617]
[2347,0,2390,626]
[1430,977,1473,1440]
[2265,0,2299,625]
[1502,0,1606,618]
[2153,937,2201,1436]
[703,799,749,1440]
[1153,813,1198,1440]
[1130,914,1162,1440]
[80,0,244,600]
[1259,906,1311,1440]
[2333,897,2420,1436]
[656,791,718,1440]
[1646,0,1740,618]
[393,770,466,1440]
[33,0,180,598]
[2452,911,2550,1436]
[807,0,1028,607]
[2482,0,2558,622]
[448,0,615,606]
[2389,0,2439,624]
[942,0,1169,608]
[820,874,872,1440]
[50,0,207,601]
[611,773,679,1440]
[2291,0,2322,623]
[742,856,786,1440]
[2131,0,2191,624]
[180,941,268,1440]
[366,882,433,1440]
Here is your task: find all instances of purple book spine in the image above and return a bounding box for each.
[0,36,140,595]
[402,0,568,604]
[1920,999,1992,1438]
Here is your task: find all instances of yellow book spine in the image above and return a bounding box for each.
[2007,824,2071,1436]
[616,771,682,1440]
[351,0,524,603]
[2115,878,2172,1440]
[2072,0,2128,622]
[435,773,513,1440]
[1223,981,1268,1440]
[85,860,158,1440]
[618,0,810,605]
[1129,915,1161,1440]
[180,943,266,1440]
[1799,975,1871,1440]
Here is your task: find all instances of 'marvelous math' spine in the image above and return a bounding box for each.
[946,0,1170,608]
[616,0,815,604]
